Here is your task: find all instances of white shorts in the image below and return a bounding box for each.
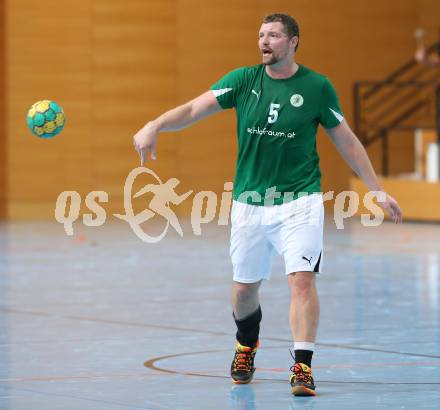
[230,194,324,283]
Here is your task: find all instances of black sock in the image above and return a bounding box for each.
[233,306,262,348]
[294,350,313,368]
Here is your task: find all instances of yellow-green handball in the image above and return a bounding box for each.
[26,100,65,138]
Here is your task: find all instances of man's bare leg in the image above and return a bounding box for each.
[231,280,262,320]
[288,272,320,342]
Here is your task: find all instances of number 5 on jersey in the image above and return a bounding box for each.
[268,103,281,124]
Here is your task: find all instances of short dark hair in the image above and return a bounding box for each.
[263,13,300,51]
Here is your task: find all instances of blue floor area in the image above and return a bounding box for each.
[0,219,439,409]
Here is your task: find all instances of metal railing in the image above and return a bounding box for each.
[353,41,440,176]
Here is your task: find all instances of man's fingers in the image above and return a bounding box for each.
[133,126,158,165]
[380,193,402,224]
[381,200,402,224]
[140,148,146,166]
[394,205,403,224]
[389,202,402,224]
[392,202,402,224]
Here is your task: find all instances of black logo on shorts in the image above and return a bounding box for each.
[302,256,312,265]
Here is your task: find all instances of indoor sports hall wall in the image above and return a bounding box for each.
[2,0,440,219]
[0,0,5,219]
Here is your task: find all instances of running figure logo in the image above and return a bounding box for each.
[114,167,193,243]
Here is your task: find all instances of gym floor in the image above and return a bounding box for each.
[0,217,439,409]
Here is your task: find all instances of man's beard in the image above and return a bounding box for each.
[263,53,279,66]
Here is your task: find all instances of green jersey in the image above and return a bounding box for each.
[210,64,343,205]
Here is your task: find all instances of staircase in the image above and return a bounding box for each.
[351,41,440,221]
[353,41,440,176]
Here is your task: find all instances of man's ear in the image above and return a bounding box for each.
[291,36,299,50]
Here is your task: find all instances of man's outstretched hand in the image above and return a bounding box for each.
[380,193,403,224]
[133,122,158,166]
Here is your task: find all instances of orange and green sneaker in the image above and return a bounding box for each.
[230,341,258,384]
[289,363,316,396]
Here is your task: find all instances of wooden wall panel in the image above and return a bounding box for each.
[92,0,178,215]
[418,0,440,44]
[7,0,93,218]
[5,0,438,219]
[0,0,5,218]
[351,175,440,221]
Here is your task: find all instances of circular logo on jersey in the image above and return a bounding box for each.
[290,94,304,107]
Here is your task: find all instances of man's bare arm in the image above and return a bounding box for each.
[133,91,222,165]
[326,120,403,223]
